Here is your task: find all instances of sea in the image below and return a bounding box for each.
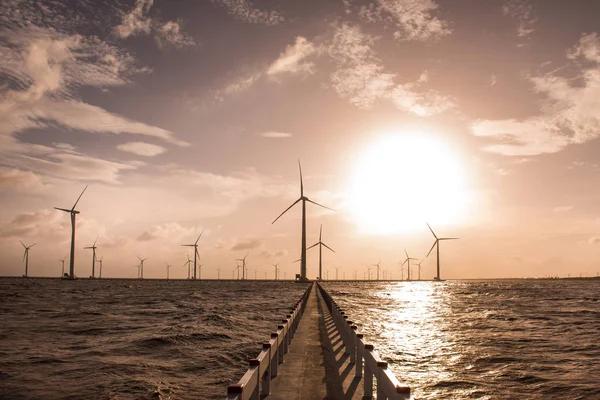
[1,278,599,400]
[321,279,600,400]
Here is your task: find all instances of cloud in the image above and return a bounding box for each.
[114,0,196,49]
[0,167,43,191]
[502,0,536,38]
[230,237,263,251]
[0,209,65,239]
[328,23,454,115]
[553,206,574,213]
[588,236,600,245]
[137,223,196,242]
[260,132,293,139]
[211,0,284,25]
[358,0,451,41]
[472,33,600,155]
[267,37,317,76]
[117,142,167,157]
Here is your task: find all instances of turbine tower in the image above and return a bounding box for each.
[20,241,35,277]
[415,260,423,280]
[272,160,333,281]
[402,249,419,281]
[166,263,171,280]
[426,223,459,281]
[59,257,66,277]
[137,256,147,279]
[182,232,203,280]
[272,263,279,280]
[236,253,248,280]
[54,185,88,279]
[84,237,98,278]
[307,225,335,280]
[183,254,192,279]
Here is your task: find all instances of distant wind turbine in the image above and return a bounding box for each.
[272,160,334,281]
[84,237,98,278]
[334,265,339,280]
[137,256,147,279]
[307,224,335,280]
[54,185,88,279]
[97,257,103,278]
[272,263,279,280]
[414,260,423,280]
[183,253,192,279]
[236,253,248,280]
[182,231,203,280]
[166,263,171,280]
[372,261,381,280]
[59,257,66,277]
[426,223,459,281]
[402,249,419,281]
[20,241,35,277]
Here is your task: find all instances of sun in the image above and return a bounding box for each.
[346,131,470,235]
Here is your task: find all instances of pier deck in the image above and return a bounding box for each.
[267,285,364,399]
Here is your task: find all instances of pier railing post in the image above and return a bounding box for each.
[376,361,388,399]
[356,334,364,377]
[262,343,271,395]
[364,344,374,398]
[350,325,357,364]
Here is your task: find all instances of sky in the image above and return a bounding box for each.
[2,0,600,280]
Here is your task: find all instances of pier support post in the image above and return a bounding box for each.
[364,344,374,398]
[356,334,364,378]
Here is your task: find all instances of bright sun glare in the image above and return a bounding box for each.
[347,131,470,234]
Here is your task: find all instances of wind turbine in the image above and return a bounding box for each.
[97,257,103,278]
[134,264,141,279]
[334,266,339,280]
[182,231,203,280]
[54,185,88,279]
[272,263,280,280]
[415,260,423,280]
[84,237,98,278]
[307,224,335,280]
[426,223,459,281]
[402,249,419,281]
[59,257,66,277]
[272,160,333,281]
[372,261,381,280]
[20,241,35,277]
[137,256,147,279]
[198,264,203,279]
[166,263,171,280]
[236,253,248,280]
[353,269,358,280]
[183,253,192,279]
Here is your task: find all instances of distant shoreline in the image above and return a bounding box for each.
[1,276,598,281]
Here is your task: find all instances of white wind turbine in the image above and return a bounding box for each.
[426,223,459,281]
[183,253,192,279]
[402,249,419,281]
[54,185,88,279]
[137,256,147,279]
[20,241,35,277]
[182,231,203,280]
[307,224,335,280]
[84,237,98,278]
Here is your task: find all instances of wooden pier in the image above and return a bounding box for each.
[226,283,411,400]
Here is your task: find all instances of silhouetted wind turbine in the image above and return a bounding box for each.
[334,265,339,280]
[54,185,88,279]
[272,263,280,280]
[236,253,248,280]
[402,249,419,281]
[372,261,381,280]
[415,260,423,280]
[84,237,98,278]
[426,223,459,281]
[166,263,171,280]
[97,257,103,278]
[272,160,334,281]
[182,231,203,280]
[137,256,147,279]
[183,253,192,279]
[20,241,35,277]
[307,224,335,280]
[59,257,66,277]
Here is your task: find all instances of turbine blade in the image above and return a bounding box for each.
[71,185,88,211]
[293,258,301,263]
[319,224,322,241]
[196,248,200,259]
[93,236,98,246]
[195,231,203,245]
[426,240,437,257]
[402,259,407,266]
[54,207,71,213]
[426,222,438,240]
[305,198,335,212]
[23,250,26,262]
[404,248,409,258]
[440,237,459,240]
[20,240,25,248]
[182,244,193,247]
[306,243,319,250]
[272,198,301,224]
[298,159,303,197]
[322,243,335,253]
[137,256,142,261]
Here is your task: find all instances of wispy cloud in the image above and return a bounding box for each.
[328,23,454,115]
[137,223,197,242]
[231,237,263,251]
[117,142,167,157]
[357,0,451,41]
[472,32,600,156]
[267,37,317,76]
[211,0,284,25]
[114,0,196,49]
[0,167,43,191]
[260,132,293,139]
[502,0,536,38]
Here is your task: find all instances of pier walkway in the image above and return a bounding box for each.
[226,283,411,400]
